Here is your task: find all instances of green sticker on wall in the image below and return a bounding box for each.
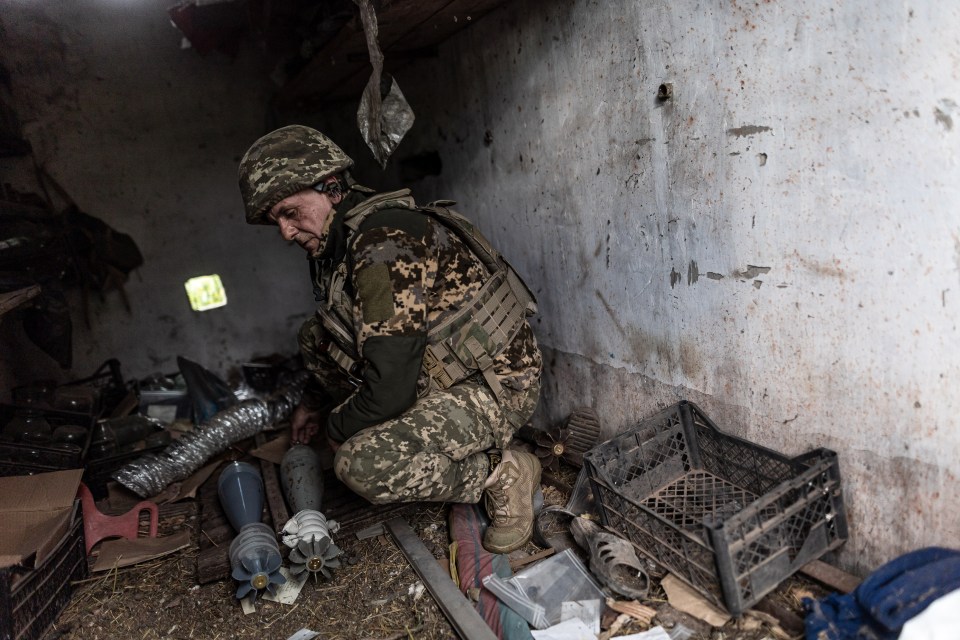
[184,275,227,311]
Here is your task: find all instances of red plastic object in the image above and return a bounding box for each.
[77,482,159,554]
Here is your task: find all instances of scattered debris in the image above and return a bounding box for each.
[91,530,190,572]
[3,388,849,639]
[605,598,657,626]
[661,574,731,628]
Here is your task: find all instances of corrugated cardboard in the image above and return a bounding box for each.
[0,468,83,569]
[92,530,191,572]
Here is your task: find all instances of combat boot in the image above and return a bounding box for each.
[482,449,542,553]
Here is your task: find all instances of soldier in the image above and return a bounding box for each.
[238,125,544,553]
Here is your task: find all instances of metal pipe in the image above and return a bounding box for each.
[113,371,308,498]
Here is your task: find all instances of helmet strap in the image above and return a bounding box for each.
[313,177,344,200]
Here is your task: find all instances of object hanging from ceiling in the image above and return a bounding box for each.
[352,0,415,168]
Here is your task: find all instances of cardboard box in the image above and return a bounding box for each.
[1,514,86,640]
[0,469,83,569]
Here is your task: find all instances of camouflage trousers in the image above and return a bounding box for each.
[334,380,540,505]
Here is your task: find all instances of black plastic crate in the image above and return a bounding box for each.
[0,407,94,476]
[0,512,87,640]
[582,401,848,615]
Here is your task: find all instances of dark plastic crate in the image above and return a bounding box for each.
[582,401,848,615]
[0,407,94,477]
[0,510,87,640]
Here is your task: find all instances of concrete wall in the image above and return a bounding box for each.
[2,0,958,575]
[0,0,317,393]
[338,1,959,574]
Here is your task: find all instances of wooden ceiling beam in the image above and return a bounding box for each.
[276,0,508,109]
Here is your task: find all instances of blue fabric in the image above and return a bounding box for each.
[859,547,960,629]
[804,547,960,640]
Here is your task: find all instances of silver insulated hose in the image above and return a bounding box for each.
[113,371,308,497]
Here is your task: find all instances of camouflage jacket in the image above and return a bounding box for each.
[299,189,542,443]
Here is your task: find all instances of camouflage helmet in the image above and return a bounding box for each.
[238,125,354,225]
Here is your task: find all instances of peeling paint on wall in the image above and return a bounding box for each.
[733,265,772,279]
[934,99,957,131]
[726,125,773,137]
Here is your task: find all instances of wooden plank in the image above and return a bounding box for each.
[255,433,289,533]
[279,0,439,106]
[753,597,805,634]
[197,543,231,584]
[509,547,555,572]
[385,518,498,640]
[277,14,367,107]
[393,0,505,52]
[196,460,229,582]
[0,284,40,316]
[800,559,861,593]
[278,0,509,107]
[200,522,234,546]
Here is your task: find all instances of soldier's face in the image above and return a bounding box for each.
[268,184,342,256]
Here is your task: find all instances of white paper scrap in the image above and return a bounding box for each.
[261,567,308,605]
[240,595,256,616]
[560,599,602,634]
[285,630,320,640]
[530,617,596,640]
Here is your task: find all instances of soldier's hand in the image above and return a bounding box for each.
[327,436,341,454]
[291,404,322,444]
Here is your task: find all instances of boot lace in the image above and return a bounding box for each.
[486,484,510,522]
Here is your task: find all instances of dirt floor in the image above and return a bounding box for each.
[45,448,826,640]
[52,504,457,640]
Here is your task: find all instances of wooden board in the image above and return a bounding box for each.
[800,559,861,593]
[0,285,40,316]
[256,433,290,533]
[277,0,510,107]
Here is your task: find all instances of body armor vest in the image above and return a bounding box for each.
[314,189,537,403]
